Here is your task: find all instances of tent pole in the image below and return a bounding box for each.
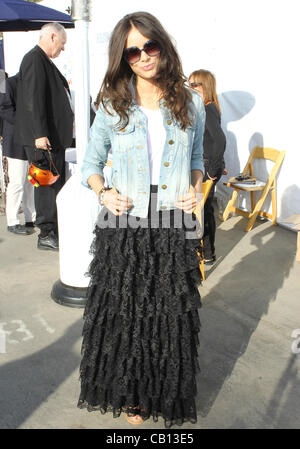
[51,0,92,308]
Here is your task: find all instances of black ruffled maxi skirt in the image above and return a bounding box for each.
[78,186,202,428]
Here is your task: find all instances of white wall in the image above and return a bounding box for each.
[3,0,300,225]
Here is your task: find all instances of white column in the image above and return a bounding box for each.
[72,18,90,166]
[54,0,94,291]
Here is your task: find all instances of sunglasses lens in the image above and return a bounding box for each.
[124,47,141,64]
[144,40,161,57]
[124,40,161,64]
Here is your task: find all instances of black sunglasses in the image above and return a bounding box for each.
[189,82,203,88]
[124,39,161,64]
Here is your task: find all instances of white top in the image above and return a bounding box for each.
[140,106,166,185]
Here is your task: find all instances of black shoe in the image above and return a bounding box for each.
[25,221,36,228]
[37,231,59,251]
[204,254,216,265]
[7,224,30,235]
[25,222,36,234]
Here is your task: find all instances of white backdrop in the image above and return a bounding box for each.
[3,0,300,226]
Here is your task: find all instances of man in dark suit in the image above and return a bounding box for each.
[0,73,36,235]
[15,22,74,251]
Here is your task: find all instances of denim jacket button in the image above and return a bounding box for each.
[168,139,174,145]
[164,162,169,167]
[162,184,167,189]
[167,119,172,125]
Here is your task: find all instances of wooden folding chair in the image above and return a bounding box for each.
[193,179,214,281]
[222,146,285,232]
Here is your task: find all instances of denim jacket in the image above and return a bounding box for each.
[81,83,205,218]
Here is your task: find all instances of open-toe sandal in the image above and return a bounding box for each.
[126,413,144,425]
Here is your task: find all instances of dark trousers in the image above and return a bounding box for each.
[24,146,65,235]
[203,182,216,258]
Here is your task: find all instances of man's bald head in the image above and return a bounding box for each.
[39,22,67,59]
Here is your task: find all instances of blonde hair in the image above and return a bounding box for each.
[189,69,221,115]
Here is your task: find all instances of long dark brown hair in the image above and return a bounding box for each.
[99,11,192,129]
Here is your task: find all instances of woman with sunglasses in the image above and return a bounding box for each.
[78,12,205,428]
[189,70,226,264]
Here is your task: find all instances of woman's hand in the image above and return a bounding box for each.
[102,189,133,216]
[175,192,197,214]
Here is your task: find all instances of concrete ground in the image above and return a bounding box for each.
[0,196,300,430]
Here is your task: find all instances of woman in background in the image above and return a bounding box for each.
[189,69,226,264]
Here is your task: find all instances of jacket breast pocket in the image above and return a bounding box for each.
[113,124,135,153]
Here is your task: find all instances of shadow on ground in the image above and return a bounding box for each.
[196,219,295,420]
[0,320,82,429]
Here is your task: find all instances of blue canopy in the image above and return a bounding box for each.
[0,0,74,31]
